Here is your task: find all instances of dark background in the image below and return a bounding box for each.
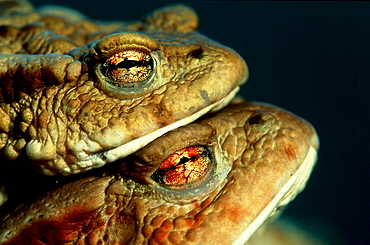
[30,1,370,244]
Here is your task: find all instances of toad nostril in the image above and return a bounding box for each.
[248,115,263,125]
[189,48,204,59]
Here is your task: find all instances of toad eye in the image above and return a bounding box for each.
[151,145,212,187]
[100,49,155,88]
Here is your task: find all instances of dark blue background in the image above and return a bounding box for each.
[30,1,370,244]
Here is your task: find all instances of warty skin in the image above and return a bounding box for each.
[0,101,319,244]
[0,1,248,176]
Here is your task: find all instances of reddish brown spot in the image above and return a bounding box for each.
[151,216,166,227]
[151,227,168,243]
[284,144,296,160]
[2,207,96,245]
[187,210,198,217]
[224,205,244,224]
[161,219,174,231]
[173,216,195,229]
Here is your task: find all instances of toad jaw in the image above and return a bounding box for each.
[0,101,319,244]
[232,145,318,245]
[7,24,248,175]
[62,87,240,173]
[22,43,247,176]
[0,4,248,176]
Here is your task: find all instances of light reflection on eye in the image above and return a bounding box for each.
[151,145,212,187]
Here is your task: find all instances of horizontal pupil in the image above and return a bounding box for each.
[150,146,212,187]
[114,59,149,69]
[177,156,191,165]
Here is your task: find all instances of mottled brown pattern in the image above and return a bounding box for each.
[0,0,247,175]
[0,101,319,244]
[0,1,321,244]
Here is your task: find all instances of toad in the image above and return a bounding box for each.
[0,101,320,244]
[0,0,247,176]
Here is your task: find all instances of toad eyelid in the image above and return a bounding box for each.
[90,32,161,58]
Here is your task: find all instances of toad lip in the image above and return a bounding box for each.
[0,101,319,244]
[73,87,240,173]
[0,3,248,176]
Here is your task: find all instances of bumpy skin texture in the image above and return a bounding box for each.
[0,101,319,245]
[0,0,248,175]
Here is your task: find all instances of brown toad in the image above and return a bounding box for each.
[0,0,248,176]
[0,100,320,244]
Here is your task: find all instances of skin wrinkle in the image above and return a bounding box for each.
[0,2,248,175]
[0,101,318,244]
[0,2,321,245]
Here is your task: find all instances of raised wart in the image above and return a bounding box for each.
[0,1,248,175]
[0,101,319,244]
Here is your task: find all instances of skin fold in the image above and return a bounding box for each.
[0,101,319,244]
[0,1,322,244]
[0,0,248,176]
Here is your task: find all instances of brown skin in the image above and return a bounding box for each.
[0,1,248,175]
[0,101,319,244]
